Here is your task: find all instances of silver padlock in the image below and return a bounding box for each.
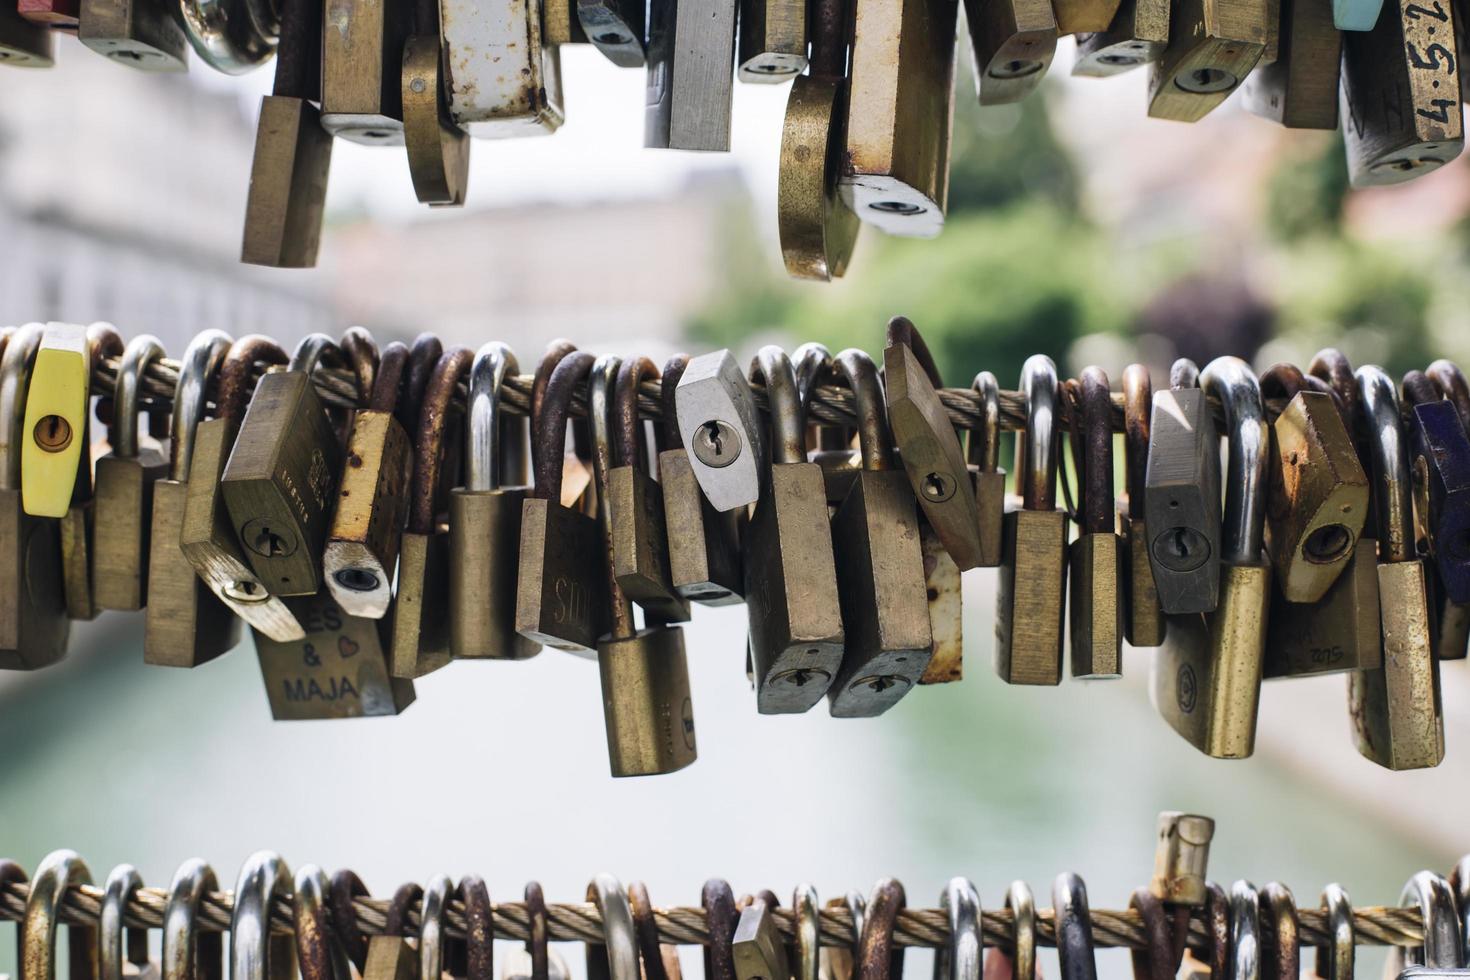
[676,349,764,512]
[645,0,737,150]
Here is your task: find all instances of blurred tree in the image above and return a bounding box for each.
[946,77,1082,216]
[1137,274,1275,365]
[1263,134,1350,242]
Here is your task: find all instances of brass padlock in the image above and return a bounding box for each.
[732,895,787,980]
[221,334,345,598]
[827,348,932,716]
[778,0,861,281]
[324,340,415,619]
[996,355,1068,686]
[1259,364,1368,603]
[1069,366,1124,678]
[78,0,187,70]
[1147,0,1266,120]
[1349,365,1444,770]
[1072,0,1168,76]
[588,354,697,777]
[59,324,122,622]
[1340,0,1463,185]
[841,0,957,235]
[321,0,409,143]
[144,330,243,667]
[449,341,541,660]
[403,26,470,207]
[1054,0,1122,35]
[241,0,333,267]
[744,345,844,712]
[179,336,305,643]
[1145,359,1221,615]
[0,3,53,64]
[737,0,805,80]
[608,356,690,624]
[516,349,610,655]
[884,316,985,571]
[23,322,92,520]
[659,354,743,606]
[645,0,735,150]
[1119,363,1165,648]
[93,333,169,612]
[967,371,1005,568]
[388,345,471,678]
[1153,356,1269,759]
[0,324,69,670]
[1242,0,1339,128]
[253,588,415,719]
[1263,537,1381,677]
[964,0,1057,103]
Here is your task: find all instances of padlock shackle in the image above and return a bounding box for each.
[859,879,906,980]
[339,328,378,407]
[113,336,166,460]
[700,880,736,980]
[1017,354,1059,512]
[1257,884,1300,980]
[1004,882,1035,980]
[531,339,578,478]
[402,334,444,436]
[229,853,294,980]
[750,347,803,466]
[1310,349,1358,425]
[288,334,343,376]
[661,354,690,451]
[1079,366,1113,535]
[1126,889,1173,980]
[368,342,409,415]
[1313,885,1353,980]
[160,858,223,980]
[1200,357,1268,565]
[628,883,669,980]
[1402,369,1442,408]
[164,330,234,484]
[465,342,519,493]
[215,336,287,431]
[384,883,424,938]
[614,356,659,470]
[410,346,473,535]
[587,875,640,980]
[1356,366,1414,565]
[1261,363,1351,434]
[22,850,93,980]
[885,316,944,387]
[808,0,848,80]
[1398,872,1461,970]
[936,878,982,980]
[292,867,350,980]
[418,875,454,980]
[533,350,595,502]
[966,371,1001,476]
[1122,364,1150,520]
[1427,360,1470,434]
[102,864,148,975]
[1053,873,1097,980]
[0,323,42,492]
[523,882,550,970]
[86,324,124,447]
[1169,359,1200,391]
[589,354,622,512]
[832,348,892,472]
[454,877,493,980]
[793,342,839,451]
[1226,882,1260,980]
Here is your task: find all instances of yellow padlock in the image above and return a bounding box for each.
[21,322,92,519]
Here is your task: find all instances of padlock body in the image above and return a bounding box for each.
[995,507,1068,685]
[598,625,697,777]
[1263,538,1381,677]
[515,497,609,656]
[1120,513,1166,647]
[241,96,334,267]
[609,464,690,623]
[963,0,1057,104]
[255,590,414,719]
[78,0,188,70]
[0,488,69,669]
[324,410,410,619]
[658,448,742,605]
[321,0,407,143]
[744,462,844,713]
[1053,0,1122,33]
[441,0,565,135]
[737,0,805,80]
[0,4,54,64]
[972,467,1006,567]
[645,0,736,150]
[1146,0,1266,120]
[387,529,451,678]
[732,903,789,980]
[402,34,470,207]
[144,479,242,667]
[1411,400,1470,603]
[778,75,861,281]
[1241,0,1340,128]
[1071,0,1168,76]
[449,487,540,660]
[1069,530,1124,678]
[59,500,96,621]
[1350,559,1444,770]
[21,326,89,519]
[364,934,416,980]
[93,449,168,611]
[918,522,963,683]
[1145,388,1221,614]
[222,370,343,597]
[1153,562,1269,759]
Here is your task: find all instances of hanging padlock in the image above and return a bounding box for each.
[403,3,470,208]
[321,0,410,143]
[78,0,188,70]
[964,0,1057,102]
[1146,358,1221,615]
[1349,365,1444,771]
[737,0,805,80]
[1386,872,1463,978]
[1153,356,1269,759]
[58,324,122,622]
[744,345,844,712]
[644,0,735,150]
[1119,363,1165,647]
[441,0,562,136]
[1147,0,1266,120]
[996,354,1067,686]
[450,342,541,660]
[1069,366,1124,678]
[1242,0,1339,128]
[733,893,788,980]
[587,353,697,777]
[144,330,243,667]
[22,322,93,519]
[0,325,69,670]
[967,370,1005,568]
[1072,0,1168,76]
[1403,370,1470,605]
[93,333,170,612]
[674,349,762,513]
[578,0,644,65]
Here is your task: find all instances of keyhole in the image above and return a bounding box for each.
[692,419,742,468]
[241,517,299,558]
[33,415,73,453]
[255,526,287,556]
[922,471,956,502]
[1151,525,1210,572]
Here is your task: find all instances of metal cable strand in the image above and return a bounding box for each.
[0,882,1427,951]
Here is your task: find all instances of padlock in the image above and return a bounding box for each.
[101,865,157,980]
[841,0,957,235]
[1340,0,1462,186]
[1153,356,1269,759]
[58,324,122,622]
[516,349,610,655]
[1226,883,1260,980]
[578,0,644,65]
[934,879,981,980]
[827,348,931,716]
[1256,883,1299,980]
[1423,362,1470,660]
[674,349,763,512]
[733,895,787,980]
[1263,536,1381,677]
[240,0,333,267]
[884,316,985,570]
[22,322,92,520]
[1348,365,1444,771]
[918,522,964,684]
[964,0,1057,103]
[967,371,1005,568]
[292,867,353,980]
[778,0,860,280]
[1146,0,1266,120]
[1055,0,1122,33]
[403,26,470,207]
[659,355,742,606]
[1052,873,1096,980]
[1403,370,1470,604]
[159,861,224,980]
[145,331,243,666]
[1258,364,1367,603]
[744,345,844,713]
[93,333,169,612]
[450,342,541,660]
[78,0,187,70]
[738,0,805,80]
[321,0,409,143]
[1427,360,1470,433]
[1072,0,1168,76]
[179,336,305,643]
[586,353,697,776]
[856,880,905,980]
[586,875,641,980]
[254,588,415,719]
[0,2,52,63]
[1146,358,1221,615]
[229,853,297,980]
[1242,0,1339,128]
[1386,872,1463,978]
[996,354,1067,686]
[1069,366,1124,678]
[442,0,563,136]
[607,356,690,624]
[324,341,412,619]
[0,325,69,670]
[387,345,470,678]
[22,850,96,980]
[532,341,598,514]
[1119,363,1164,647]
[645,0,735,150]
